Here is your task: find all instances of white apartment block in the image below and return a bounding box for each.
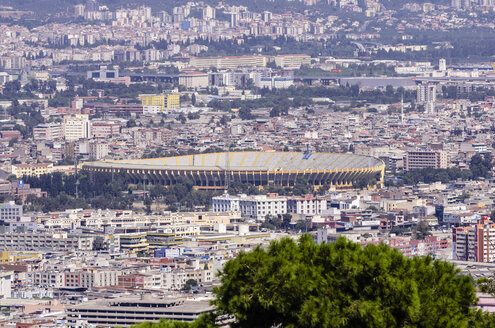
[287,195,328,215]
[33,124,63,141]
[212,193,287,220]
[64,115,91,141]
[0,271,12,299]
[89,142,109,160]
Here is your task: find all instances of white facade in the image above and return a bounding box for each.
[34,124,63,141]
[0,271,11,299]
[64,115,91,141]
[89,142,109,160]
[287,196,327,215]
[258,77,294,90]
[212,194,287,220]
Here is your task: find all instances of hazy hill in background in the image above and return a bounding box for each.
[4,0,450,16]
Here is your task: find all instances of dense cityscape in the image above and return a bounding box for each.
[0,0,495,326]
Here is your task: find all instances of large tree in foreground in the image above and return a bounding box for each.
[131,235,495,328]
[213,235,487,328]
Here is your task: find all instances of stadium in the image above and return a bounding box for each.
[82,151,385,189]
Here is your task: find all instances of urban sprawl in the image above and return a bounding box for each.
[0,0,494,326]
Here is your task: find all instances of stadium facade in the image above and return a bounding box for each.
[82,151,385,189]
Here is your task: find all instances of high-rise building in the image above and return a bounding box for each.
[453,217,495,262]
[74,4,85,16]
[417,83,436,112]
[202,6,215,19]
[439,58,447,71]
[230,12,239,27]
[262,11,272,22]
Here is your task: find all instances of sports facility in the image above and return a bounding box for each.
[82,151,385,189]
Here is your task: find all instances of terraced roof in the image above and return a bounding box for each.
[84,152,383,172]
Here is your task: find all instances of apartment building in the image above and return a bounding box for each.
[65,269,119,288]
[404,150,448,171]
[91,122,120,139]
[64,114,91,141]
[453,216,495,262]
[89,141,109,160]
[33,124,63,141]
[0,233,94,251]
[12,163,53,178]
[212,193,287,220]
[28,271,65,288]
[287,195,328,215]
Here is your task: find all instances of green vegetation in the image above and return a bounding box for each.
[131,235,494,328]
[209,85,416,119]
[388,153,493,186]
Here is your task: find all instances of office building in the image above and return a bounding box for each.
[0,233,93,251]
[0,202,23,221]
[404,150,448,171]
[87,66,119,81]
[66,297,213,327]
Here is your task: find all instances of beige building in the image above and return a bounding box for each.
[179,72,209,88]
[404,150,448,171]
[189,55,267,69]
[64,114,91,141]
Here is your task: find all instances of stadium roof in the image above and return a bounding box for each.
[84,151,383,172]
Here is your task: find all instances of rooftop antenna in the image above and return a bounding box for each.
[401,93,404,124]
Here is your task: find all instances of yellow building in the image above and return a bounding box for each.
[12,163,53,178]
[139,94,180,112]
[0,251,42,263]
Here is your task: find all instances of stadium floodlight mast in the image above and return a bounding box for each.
[224,110,233,193]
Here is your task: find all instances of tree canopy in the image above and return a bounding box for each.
[213,235,487,328]
[130,235,495,328]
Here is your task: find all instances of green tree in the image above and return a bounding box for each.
[130,314,217,328]
[183,279,198,291]
[213,235,483,328]
[413,220,432,240]
[478,275,495,296]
